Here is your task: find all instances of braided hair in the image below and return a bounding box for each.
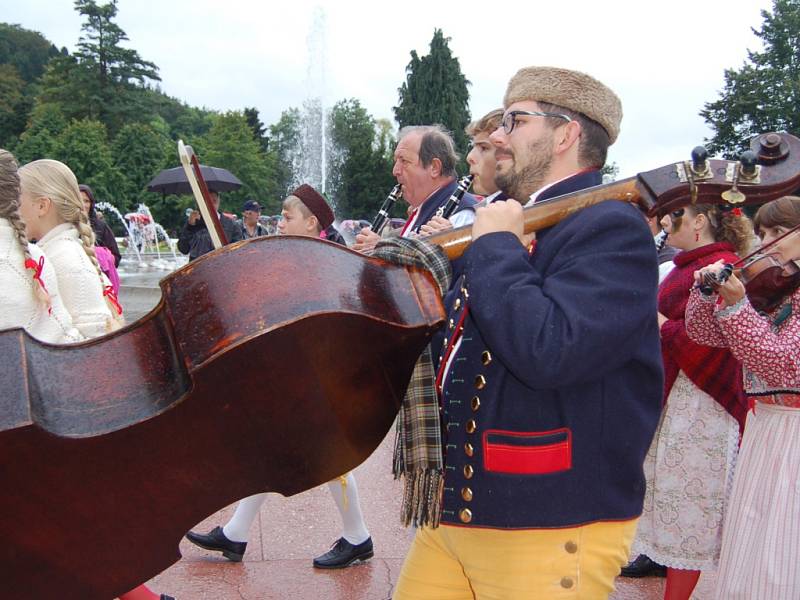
[18,159,122,329]
[0,149,50,305]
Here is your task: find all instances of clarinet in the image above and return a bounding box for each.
[435,174,474,219]
[654,229,668,252]
[370,184,402,234]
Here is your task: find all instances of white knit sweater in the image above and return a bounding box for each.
[0,219,82,344]
[37,222,115,339]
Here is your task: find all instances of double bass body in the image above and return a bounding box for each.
[0,235,444,599]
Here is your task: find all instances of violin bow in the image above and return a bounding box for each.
[178,140,228,250]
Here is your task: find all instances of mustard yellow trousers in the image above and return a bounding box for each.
[393,519,638,600]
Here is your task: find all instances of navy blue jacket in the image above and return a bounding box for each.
[432,170,663,529]
[410,178,478,234]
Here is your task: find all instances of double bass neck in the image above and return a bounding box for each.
[428,177,649,260]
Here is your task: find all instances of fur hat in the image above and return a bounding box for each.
[503,67,622,143]
[290,184,334,229]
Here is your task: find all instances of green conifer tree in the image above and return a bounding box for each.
[393,29,471,163]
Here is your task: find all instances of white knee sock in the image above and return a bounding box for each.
[327,472,370,545]
[223,493,267,543]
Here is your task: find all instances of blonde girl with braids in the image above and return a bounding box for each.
[16,163,169,600]
[0,150,81,343]
[630,202,755,600]
[18,159,124,338]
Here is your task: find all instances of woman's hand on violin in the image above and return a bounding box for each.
[716,272,746,307]
[693,259,727,287]
[472,200,525,245]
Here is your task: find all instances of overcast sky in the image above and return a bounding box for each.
[5,0,774,179]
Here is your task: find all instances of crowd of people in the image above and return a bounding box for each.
[1,63,799,600]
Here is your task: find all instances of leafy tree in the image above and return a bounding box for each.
[393,29,471,163]
[268,107,302,198]
[0,23,60,83]
[0,64,26,146]
[13,103,67,163]
[38,0,160,136]
[112,122,172,214]
[52,118,122,203]
[327,98,395,219]
[199,111,278,214]
[143,88,215,141]
[701,0,800,157]
[0,24,61,146]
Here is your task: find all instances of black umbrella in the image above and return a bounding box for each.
[146,165,243,195]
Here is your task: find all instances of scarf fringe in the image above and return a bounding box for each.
[397,467,443,528]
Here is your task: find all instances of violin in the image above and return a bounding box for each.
[3,132,800,599]
[700,224,800,312]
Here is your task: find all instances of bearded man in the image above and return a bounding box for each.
[392,66,663,599]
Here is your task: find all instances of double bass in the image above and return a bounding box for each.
[2,132,799,598]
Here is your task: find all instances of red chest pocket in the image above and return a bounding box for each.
[483,428,572,475]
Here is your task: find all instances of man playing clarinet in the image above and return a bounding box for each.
[353,125,477,252]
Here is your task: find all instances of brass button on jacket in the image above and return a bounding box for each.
[474,375,486,390]
[459,508,473,523]
[461,487,473,502]
[463,464,474,479]
[454,298,461,310]
[466,419,477,434]
[565,540,578,554]
[464,442,474,457]
[481,350,492,365]
[560,577,574,589]
[471,396,480,411]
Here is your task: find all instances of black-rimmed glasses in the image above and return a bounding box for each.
[501,110,573,134]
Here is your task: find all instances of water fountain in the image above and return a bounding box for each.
[124,203,179,270]
[95,201,142,262]
[96,201,187,321]
[287,7,338,210]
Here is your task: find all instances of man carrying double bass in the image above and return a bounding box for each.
[392,67,663,599]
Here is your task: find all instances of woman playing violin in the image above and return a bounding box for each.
[632,202,753,600]
[686,195,800,599]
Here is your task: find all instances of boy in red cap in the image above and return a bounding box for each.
[186,184,370,568]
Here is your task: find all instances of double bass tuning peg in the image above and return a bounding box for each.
[690,146,710,177]
[739,150,758,180]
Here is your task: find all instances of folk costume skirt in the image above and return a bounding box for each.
[632,371,739,571]
[714,402,800,599]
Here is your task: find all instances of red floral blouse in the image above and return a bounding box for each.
[685,287,800,408]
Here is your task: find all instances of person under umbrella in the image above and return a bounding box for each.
[177,191,242,260]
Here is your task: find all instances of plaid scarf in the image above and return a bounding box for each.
[370,236,452,527]
[659,242,749,432]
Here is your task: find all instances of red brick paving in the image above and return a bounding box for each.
[147,433,716,599]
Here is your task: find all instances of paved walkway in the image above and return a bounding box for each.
[145,432,717,599]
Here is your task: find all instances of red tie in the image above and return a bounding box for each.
[400,208,419,237]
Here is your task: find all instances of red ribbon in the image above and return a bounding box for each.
[732,207,743,217]
[24,256,52,313]
[103,285,123,315]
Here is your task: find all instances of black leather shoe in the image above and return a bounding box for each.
[160,596,175,600]
[620,554,667,577]
[313,537,374,569]
[185,526,247,562]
